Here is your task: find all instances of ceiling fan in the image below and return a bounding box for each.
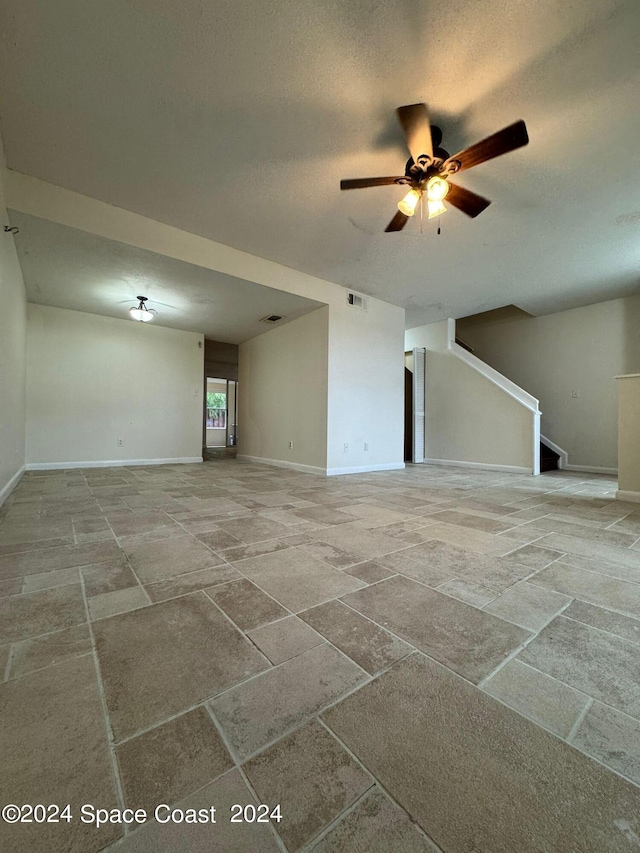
[340,104,529,232]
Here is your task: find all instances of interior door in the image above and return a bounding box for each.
[412,347,426,463]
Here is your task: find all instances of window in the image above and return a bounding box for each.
[206,391,227,428]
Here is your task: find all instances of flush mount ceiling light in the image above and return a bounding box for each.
[129,296,156,322]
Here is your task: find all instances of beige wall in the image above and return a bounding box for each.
[425,349,534,469]
[457,295,640,471]
[8,171,405,477]
[617,375,640,497]
[26,305,204,466]
[0,148,27,502]
[406,321,536,472]
[239,307,329,472]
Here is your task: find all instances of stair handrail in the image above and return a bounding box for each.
[446,319,540,413]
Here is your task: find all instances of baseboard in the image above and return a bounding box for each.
[236,455,405,477]
[236,455,326,476]
[564,464,618,476]
[326,462,406,476]
[424,458,532,475]
[25,457,203,471]
[616,490,640,503]
[0,465,26,507]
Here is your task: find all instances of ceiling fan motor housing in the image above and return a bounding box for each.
[339,104,528,230]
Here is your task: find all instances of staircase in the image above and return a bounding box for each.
[540,440,560,472]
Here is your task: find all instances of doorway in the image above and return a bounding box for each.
[205,377,238,449]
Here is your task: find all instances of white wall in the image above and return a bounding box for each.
[327,298,405,474]
[457,296,640,471]
[26,305,203,466]
[406,321,537,472]
[405,321,450,353]
[238,307,329,473]
[0,144,27,503]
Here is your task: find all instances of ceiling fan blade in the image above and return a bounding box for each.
[396,104,433,163]
[340,176,409,190]
[385,210,410,232]
[446,183,491,218]
[445,120,529,173]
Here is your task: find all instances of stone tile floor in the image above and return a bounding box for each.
[1,460,640,851]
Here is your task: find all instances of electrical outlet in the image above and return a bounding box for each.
[364,442,369,451]
[343,443,349,452]
[117,438,124,447]
[288,440,294,449]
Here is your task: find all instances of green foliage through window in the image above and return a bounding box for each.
[207,391,226,408]
[206,390,227,428]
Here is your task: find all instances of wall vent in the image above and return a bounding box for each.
[347,292,367,310]
[260,314,284,323]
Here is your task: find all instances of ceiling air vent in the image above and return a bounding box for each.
[260,314,284,323]
[347,292,367,310]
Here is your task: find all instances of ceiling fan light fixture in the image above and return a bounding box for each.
[129,296,156,322]
[427,199,447,219]
[397,188,421,217]
[426,176,449,202]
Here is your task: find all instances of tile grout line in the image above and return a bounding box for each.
[297,784,377,853]
[98,766,242,851]
[315,715,444,853]
[200,586,294,644]
[234,763,290,853]
[3,642,15,682]
[228,669,377,768]
[78,572,128,832]
[203,699,243,766]
[114,694,236,749]
[205,698,297,850]
[110,614,369,753]
[558,611,640,645]
[474,665,640,787]
[566,697,594,743]
[476,597,576,690]
[0,617,90,658]
[470,554,573,610]
[526,568,640,607]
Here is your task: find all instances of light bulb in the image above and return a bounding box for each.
[129,306,155,322]
[397,189,421,217]
[427,199,447,219]
[426,176,449,202]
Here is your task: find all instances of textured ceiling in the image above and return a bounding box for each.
[1,0,639,328]
[9,212,323,343]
